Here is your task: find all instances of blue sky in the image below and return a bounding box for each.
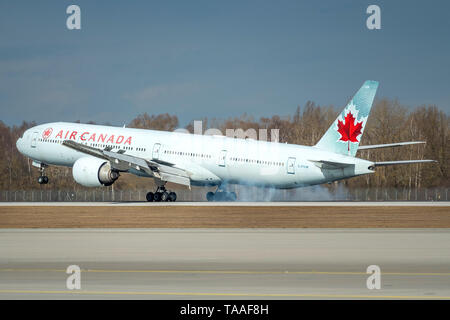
[1,0,449,127]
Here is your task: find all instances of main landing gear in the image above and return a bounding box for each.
[37,164,49,185]
[206,188,237,202]
[146,186,177,202]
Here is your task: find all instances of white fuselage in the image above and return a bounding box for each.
[16,122,375,188]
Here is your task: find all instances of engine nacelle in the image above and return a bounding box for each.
[72,157,119,187]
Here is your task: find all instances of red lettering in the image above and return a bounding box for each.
[106,135,115,144]
[80,132,89,141]
[64,131,69,139]
[116,136,124,144]
[98,134,106,143]
[69,131,77,140]
[88,133,96,142]
[124,137,132,145]
[56,130,63,139]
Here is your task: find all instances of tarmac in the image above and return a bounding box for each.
[0,201,449,206]
[1,228,449,299]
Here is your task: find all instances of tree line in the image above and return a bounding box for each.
[0,99,448,191]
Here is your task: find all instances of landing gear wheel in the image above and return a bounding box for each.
[161,192,169,202]
[206,191,237,202]
[206,192,215,202]
[38,176,49,185]
[37,164,49,185]
[153,192,162,202]
[148,184,177,203]
[169,192,177,202]
[215,192,226,201]
[146,192,154,202]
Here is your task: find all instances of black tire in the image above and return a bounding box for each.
[206,192,215,202]
[161,192,169,202]
[38,176,44,184]
[215,192,226,201]
[153,192,162,202]
[169,192,177,202]
[43,176,49,184]
[146,192,154,202]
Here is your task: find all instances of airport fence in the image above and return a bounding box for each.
[0,187,448,202]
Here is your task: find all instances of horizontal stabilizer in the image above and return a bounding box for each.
[375,160,437,167]
[358,141,425,150]
[309,160,354,169]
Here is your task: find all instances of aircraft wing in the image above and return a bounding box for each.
[309,160,355,169]
[358,141,425,150]
[374,160,437,166]
[62,140,191,187]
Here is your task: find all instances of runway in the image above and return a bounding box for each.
[0,201,449,206]
[1,229,449,299]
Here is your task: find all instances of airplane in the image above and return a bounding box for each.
[15,80,436,202]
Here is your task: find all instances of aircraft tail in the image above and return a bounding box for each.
[315,80,379,157]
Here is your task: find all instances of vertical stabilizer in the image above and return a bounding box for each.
[315,80,379,157]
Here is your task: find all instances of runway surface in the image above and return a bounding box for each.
[1,201,449,206]
[1,228,449,299]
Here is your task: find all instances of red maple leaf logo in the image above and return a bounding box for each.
[42,128,53,140]
[337,112,363,152]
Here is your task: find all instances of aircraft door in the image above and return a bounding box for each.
[152,143,161,159]
[218,150,227,167]
[287,157,296,174]
[31,132,38,148]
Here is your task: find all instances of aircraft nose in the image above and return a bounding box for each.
[16,137,24,154]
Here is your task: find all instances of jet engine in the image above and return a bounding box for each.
[72,157,119,187]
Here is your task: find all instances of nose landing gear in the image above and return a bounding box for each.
[146,186,177,202]
[37,163,49,185]
[38,176,49,185]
